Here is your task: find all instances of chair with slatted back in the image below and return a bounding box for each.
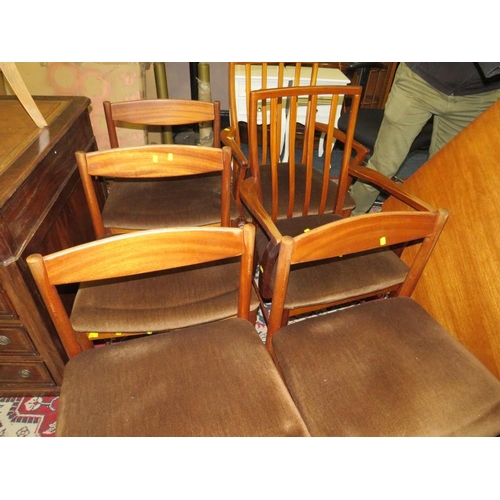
[266,209,500,436]
[26,224,308,436]
[77,143,234,239]
[223,63,370,216]
[236,84,376,316]
[240,160,442,324]
[102,98,242,226]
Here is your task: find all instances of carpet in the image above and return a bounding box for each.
[0,396,59,437]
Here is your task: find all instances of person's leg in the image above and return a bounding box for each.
[350,63,438,215]
[430,90,500,156]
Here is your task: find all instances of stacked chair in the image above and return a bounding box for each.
[27,225,309,437]
[71,144,260,343]
[80,98,242,238]
[27,73,500,437]
[262,209,500,436]
[223,62,370,217]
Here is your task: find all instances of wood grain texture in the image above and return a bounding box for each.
[0,96,99,395]
[384,99,500,379]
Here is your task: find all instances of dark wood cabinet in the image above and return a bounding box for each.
[0,95,101,395]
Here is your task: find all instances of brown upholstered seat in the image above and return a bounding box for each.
[100,173,228,230]
[265,209,500,436]
[77,143,235,239]
[27,225,309,436]
[272,297,500,436]
[82,98,242,238]
[240,164,439,323]
[71,259,257,334]
[58,317,309,437]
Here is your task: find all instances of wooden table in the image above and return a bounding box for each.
[384,99,500,379]
[0,95,101,395]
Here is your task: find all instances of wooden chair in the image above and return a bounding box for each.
[240,163,441,323]
[266,210,500,436]
[26,225,308,436]
[103,98,221,148]
[102,98,242,225]
[77,143,233,239]
[27,220,260,345]
[223,63,370,216]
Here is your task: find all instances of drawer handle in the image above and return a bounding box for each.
[0,335,10,346]
[19,369,32,379]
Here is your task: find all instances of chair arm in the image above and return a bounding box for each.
[221,127,250,217]
[221,127,249,171]
[315,122,370,168]
[239,177,282,246]
[239,176,285,299]
[348,165,436,212]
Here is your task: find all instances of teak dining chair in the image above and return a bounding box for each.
[103,98,222,148]
[243,84,363,220]
[266,211,500,436]
[102,98,241,226]
[27,222,259,345]
[240,162,443,323]
[26,225,308,436]
[77,143,233,238]
[223,63,370,216]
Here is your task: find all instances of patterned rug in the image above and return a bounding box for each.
[0,396,59,437]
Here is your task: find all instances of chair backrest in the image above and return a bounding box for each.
[103,98,221,148]
[76,144,232,237]
[266,209,449,342]
[247,84,362,219]
[227,63,348,145]
[26,224,256,359]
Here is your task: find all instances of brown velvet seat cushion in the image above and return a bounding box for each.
[56,318,310,436]
[257,163,355,220]
[102,173,240,229]
[256,214,409,306]
[71,260,259,333]
[272,297,500,436]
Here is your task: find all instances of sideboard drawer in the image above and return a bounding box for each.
[0,361,54,385]
[0,326,36,354]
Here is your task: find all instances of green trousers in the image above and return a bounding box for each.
[350,63,500,215]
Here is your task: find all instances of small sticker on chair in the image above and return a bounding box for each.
[304,228,310,232]
[152,154,159,163]
[88,332,99,339]
[380,236,387,246]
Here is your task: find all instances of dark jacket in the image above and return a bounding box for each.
[406,62,500,96]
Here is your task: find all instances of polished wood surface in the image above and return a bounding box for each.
[383,99,500,379]
[0,95,99,395]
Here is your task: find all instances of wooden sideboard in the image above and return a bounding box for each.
[383,99,500,380]
[0,95,101,396]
